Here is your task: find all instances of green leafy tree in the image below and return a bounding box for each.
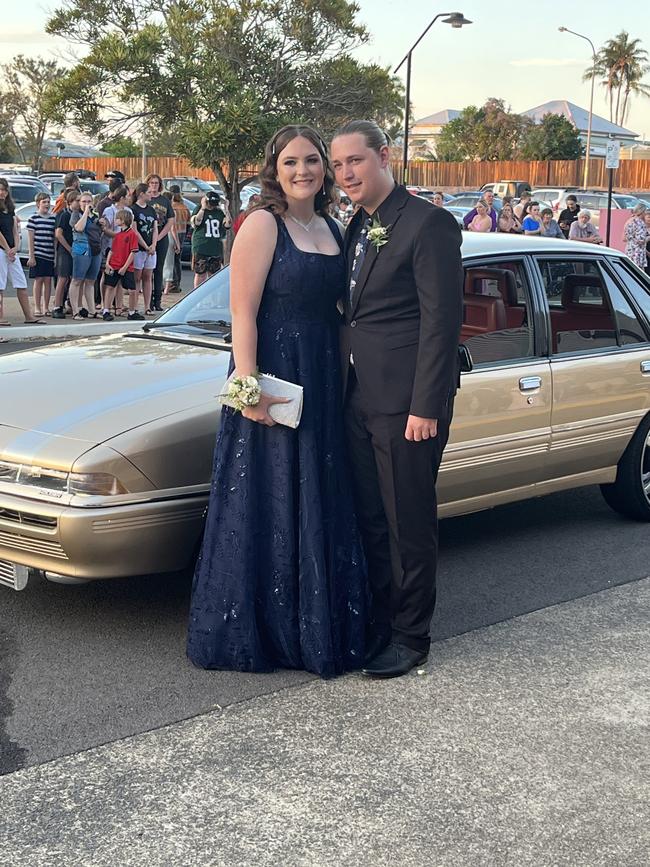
[585,31,650,126]
[46,0,404,213]
[100,134,140,158]
[0,106,17,163]
[436,99,529,161]
[0,55,66,170]
[519,113,583,160]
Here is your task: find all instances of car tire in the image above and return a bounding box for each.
[600,413,650,521]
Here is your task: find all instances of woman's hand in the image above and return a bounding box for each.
[241,393,291,426]
[27,256,36,268]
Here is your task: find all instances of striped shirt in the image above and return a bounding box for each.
[26,213,57,260]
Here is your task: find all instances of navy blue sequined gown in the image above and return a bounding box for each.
[187,214,366,677]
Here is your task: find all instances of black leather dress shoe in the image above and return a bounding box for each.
[364,633,390,665]
[361,642,428,679]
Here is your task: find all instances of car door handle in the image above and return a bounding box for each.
[641,361,650,375]
[519,376,542,392]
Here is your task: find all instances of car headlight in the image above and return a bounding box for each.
[68,473,128,496]
[0,461,128,495]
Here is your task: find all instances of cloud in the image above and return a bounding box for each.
[509,58,585,68]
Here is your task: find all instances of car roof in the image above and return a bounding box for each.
[460,231,623,258]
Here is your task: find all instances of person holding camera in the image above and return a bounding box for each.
[190,191,231,287]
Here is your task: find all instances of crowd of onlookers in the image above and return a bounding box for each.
[434,187,650,273]
[0,170,232,325]
[2,172,650,326]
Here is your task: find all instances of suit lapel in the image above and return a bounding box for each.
[350,185,410,316]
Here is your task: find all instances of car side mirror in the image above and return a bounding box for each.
[458,343,473,373]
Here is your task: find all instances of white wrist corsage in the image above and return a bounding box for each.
[367,216,391,250]
[225,373,262,411]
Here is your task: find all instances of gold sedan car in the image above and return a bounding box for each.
[2,233,650,591]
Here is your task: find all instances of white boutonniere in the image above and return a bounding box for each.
[367,216,391,250]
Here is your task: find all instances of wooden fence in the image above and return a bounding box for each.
[43,155,650,192]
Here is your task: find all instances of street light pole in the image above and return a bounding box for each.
[394,12,472,186]
[559,27,597,188]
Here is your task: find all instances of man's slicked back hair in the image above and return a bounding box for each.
[332,120,389,153]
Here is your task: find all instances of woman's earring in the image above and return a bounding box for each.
[321,183,325,196]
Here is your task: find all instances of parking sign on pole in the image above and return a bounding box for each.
[605,140,620,246]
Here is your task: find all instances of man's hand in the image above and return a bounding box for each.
[405,415,438,442]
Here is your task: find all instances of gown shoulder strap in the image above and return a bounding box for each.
[323,213,345,252]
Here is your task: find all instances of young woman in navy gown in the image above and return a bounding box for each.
[187,126,366,677]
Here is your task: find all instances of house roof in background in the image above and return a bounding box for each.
[522,100,638,138]
[413,109,460,127]
[41,139,108,158]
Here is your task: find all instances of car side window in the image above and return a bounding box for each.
[537,257,647,354]
[609,260,650,337]
[461,261,535,365]
[181,180,196,192]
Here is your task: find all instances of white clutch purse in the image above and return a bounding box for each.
[221,372,304,428]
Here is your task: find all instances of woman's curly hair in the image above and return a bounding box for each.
[254,125,335,217]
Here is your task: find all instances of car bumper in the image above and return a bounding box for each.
[0,491,207,580]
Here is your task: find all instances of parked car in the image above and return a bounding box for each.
[491,180,531,199]
[0,166,35,176]
[6,183,41,207]
[448,195,504,212]
[38,172,66,182]
[407,187,455,205]
[445,205,467,229]
[1,175,50,195]
[162,176,223,205]
[180,196,195,265]
[48,179,109,199]
[15,202,39,265]
[2,234,650,591]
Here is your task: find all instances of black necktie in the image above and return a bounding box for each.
[349,215,371,304]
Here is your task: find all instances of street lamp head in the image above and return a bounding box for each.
[558,26,567,32]
[442,13,472,28]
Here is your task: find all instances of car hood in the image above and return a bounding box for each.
[0,333,231,467]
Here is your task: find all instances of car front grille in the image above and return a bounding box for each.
[0,559,30,591]
[0,530,67,559]
[0,507,57,530]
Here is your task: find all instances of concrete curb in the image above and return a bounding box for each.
[0,321,145,343]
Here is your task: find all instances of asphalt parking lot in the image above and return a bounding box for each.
[1,483,648,776]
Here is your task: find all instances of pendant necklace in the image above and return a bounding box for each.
[288,213,316,233]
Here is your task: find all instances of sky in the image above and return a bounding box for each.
[4,0,650,140]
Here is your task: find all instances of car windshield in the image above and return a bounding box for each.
[613,195,640,209]
[9,185,37,204]
[153,267,231,327]
[451,196,502,210]
[190,178,214,192]
[81,181,109,194]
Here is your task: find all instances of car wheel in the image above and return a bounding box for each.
[600,414,650,521]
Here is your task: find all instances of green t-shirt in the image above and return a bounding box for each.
[191,205,226,257]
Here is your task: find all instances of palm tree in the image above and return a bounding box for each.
[584,31,650,127]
